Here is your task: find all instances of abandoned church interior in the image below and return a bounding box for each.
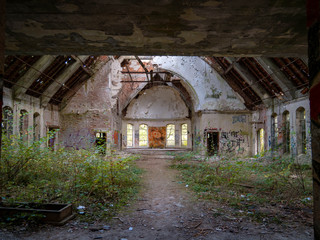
[2,55,311,159]
[1,0,320,239]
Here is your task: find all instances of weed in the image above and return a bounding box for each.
[171,154,312,223]
[0,132,142,225]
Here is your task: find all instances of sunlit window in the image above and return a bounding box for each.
[257,128,264,154]
[127,124,133,147]
[166,124,175,147]
[139,124,148,147]
[181,123,188,147]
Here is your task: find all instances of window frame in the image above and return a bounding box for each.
[139,124,148,147]
[181,123,188,147]
[127,123,133,147]
[166,124,175,147]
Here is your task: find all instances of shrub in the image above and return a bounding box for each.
[0,132,142,222]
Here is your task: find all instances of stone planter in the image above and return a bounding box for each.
[0,202,75,225]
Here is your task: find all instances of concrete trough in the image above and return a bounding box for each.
[0,202,75,225]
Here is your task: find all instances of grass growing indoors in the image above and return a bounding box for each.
[0,132,142,226]
[171,152,312,224]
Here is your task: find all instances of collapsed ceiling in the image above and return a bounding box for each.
[3,55,309,111]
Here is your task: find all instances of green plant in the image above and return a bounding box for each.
[171,154,312,222]
[1,132,142,223]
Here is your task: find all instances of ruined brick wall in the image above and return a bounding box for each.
[60,61,114,149]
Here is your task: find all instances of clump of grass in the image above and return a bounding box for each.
[0,133,142,226]
[171,155,312,223]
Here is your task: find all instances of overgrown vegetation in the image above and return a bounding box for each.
[0,132,142,226]
[171,152,312,224]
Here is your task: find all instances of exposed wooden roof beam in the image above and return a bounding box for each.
[225,57,270,106]
[40,56,89,107]
[255,57,295,100]
[13,55,56,99]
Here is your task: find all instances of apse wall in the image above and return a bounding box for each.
[123,85,192,149]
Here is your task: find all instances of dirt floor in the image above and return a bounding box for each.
[0,154,314,240]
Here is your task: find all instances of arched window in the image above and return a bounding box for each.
[20,110,28,141]
[282,111,290,153]
[296,107,306,154]
[257,128,265,154]
[181,123,188,147]
[271,113,278,150]
[166,124,175,147]
[33,112,40,142]
[139,124,148,147]
[2,106,13,138]
[127,123,133,147]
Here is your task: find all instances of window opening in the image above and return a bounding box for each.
[95,132,107,154]
[257,128,264,154]
[48,127,59,150]
[139,124,148,147]
[2,106,13,138]
[181,123,188,147]
[127,124,133,147]
[207,131,219,156]
[166,124,175,147]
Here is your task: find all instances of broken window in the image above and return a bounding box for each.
[282,111,290,153]
[257,128,264,154]
[19,110,28,142]
[166,124,175,147]
[271,113,278,150]
[2,106,13,138]
[33,112,40,142]
[95,132,106,154]
[127,123,133,147]
[181,123,188,147]
[296,107,306,154]
[139,124,148,147]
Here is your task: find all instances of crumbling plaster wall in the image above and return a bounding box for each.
[125,85,189,120]
[123,85,192,148]
[252,97,311,161]
[152,56,247,112]
[2,87,59,146]
[199,112,252,156]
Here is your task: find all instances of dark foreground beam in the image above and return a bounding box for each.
[0,0,5,158]
[308,3,320,238]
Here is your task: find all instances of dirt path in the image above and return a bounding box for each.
[0,155,313,240]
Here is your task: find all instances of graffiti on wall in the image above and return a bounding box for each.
[290,130,297,155]
[148,127,166,148]
[232,115,246,124]
[219,130,248,154]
